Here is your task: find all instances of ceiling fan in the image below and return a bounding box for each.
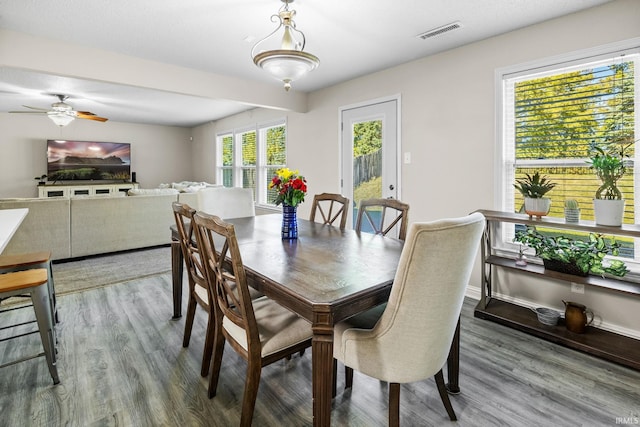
[10,94,108,127]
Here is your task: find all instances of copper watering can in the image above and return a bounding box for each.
[562,300,594,334]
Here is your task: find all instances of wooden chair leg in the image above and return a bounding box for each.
[182,292,197,347]
[389,382,400,427]
[345,365,353,389]
[207,330,226,399]
[200,315,215,377]
[332,359,337,398]
[435,369,457,421]
[240,360,262,427]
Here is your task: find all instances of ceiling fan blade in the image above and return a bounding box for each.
[23,105,50,111]
[76,111,108,122]
[9,110,47,114]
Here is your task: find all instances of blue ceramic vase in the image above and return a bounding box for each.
[281,204,298,239]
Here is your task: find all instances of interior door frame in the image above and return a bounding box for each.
[338,94,402,227]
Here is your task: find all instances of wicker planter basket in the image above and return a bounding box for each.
[542,259,588,277]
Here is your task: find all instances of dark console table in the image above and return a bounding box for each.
[473,209,640,371]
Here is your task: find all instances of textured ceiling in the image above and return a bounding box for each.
[0,0,613,127]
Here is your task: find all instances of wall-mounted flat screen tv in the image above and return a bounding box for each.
[47,140,131,181]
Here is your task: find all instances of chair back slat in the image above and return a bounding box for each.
[355,198,409,240]
[310,193,349,229]
[192,212,259,346]
[172,202,209,297]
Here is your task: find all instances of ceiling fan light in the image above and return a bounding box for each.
[48,112,75,127]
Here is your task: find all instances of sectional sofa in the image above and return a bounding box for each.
[0,190,200,260]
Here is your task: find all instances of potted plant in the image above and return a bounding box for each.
[588,137,634,226]
[564,199,580,223]
[514,226,628,277]
[34,174,47,185]
[513,172,556,219]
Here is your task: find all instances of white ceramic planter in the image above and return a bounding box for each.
[593,199,625,226]
[564,208,580,223]
[524,197,551,219]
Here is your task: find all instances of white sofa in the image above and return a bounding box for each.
[70,194,179,257]
[0,192,196,260]
[0,198,71,259]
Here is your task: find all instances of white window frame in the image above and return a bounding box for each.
[216,118,287,207]
[495,38,640,265]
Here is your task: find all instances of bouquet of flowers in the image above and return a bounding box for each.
[269,167,307,207]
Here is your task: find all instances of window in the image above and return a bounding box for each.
[216,119,286,206]
[497,41,639,260]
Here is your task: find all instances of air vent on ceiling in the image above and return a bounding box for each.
[417,21,463,40]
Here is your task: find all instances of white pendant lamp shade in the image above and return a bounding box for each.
[48,112,75,127]
[253,50,319,91]
[252,0,319,91]
[47,99,75,127]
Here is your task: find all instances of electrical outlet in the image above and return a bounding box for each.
[571,283,585,294]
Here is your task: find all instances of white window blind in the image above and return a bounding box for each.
[504,54,638,221]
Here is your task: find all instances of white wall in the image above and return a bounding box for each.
[0,113,194,198]
[192,0,640,337]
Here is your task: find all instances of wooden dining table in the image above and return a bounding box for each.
[170,214,461,426]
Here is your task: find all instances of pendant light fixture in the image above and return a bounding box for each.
[252,0,319,91]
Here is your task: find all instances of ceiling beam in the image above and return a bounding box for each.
[0,29,308,114]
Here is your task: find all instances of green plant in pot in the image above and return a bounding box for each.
[514,226,628,277]
[513,172,556,219]
[588,137,635,226]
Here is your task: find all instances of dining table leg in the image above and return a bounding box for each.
[312,311,334,427]
[170,238,183,319]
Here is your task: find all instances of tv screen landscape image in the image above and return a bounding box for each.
[47,140,131,181]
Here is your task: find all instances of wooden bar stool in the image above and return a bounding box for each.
[0,251,58,323]
[0,269,59,384]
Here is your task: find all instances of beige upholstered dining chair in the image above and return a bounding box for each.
[333,212,485,426]
[172,202,214,377]
[192,211,313,427]
[309,193,350,229]
[355,198,410,240]
[196,187,255,219]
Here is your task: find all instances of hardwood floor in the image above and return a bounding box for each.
[1,272,638,426]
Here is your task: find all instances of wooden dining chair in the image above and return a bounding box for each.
[172,202,215,377]
[309,193,350,229]
[333,213,485,426]
[355,198,410,240]
[192,211,313,427]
